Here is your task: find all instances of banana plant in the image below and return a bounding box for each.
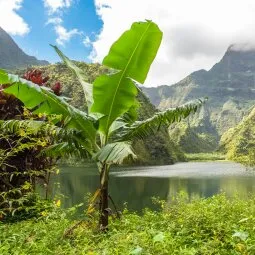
[0,21,205,229]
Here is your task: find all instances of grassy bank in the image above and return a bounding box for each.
[185,152,226,161]
[1,194,255,254]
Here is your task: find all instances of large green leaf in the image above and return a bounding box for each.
[93,142,136,165]
[51,45,94,110]
[103,21,163,83]
[118,99,206,141]
[1,71,97,152]
[91,20,162,135]
[0,69,10,84]
[91,73,137,135]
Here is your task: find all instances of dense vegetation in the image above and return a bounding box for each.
[169,121,218,153]
[0,70,59,217]
[0,194,254,254]
[220,106,255,166]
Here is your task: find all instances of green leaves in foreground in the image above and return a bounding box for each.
[94,142,136,165]
[103,21,163,84]
[0,120,89,158]
[0,71,97,152]
[91,21,163,135]
[51,45,94,110]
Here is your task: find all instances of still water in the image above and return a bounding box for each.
[55,162,255,212]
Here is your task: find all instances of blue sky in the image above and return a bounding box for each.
[12,0,103,63]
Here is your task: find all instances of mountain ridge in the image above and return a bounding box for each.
[0,27,49,70]
[142,46,255,152]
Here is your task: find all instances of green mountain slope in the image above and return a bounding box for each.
[220,106,255,163]
[143,46,255,152]
[0,27,49,70]
[17,63,185,165]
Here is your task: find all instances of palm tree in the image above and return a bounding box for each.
[0,21,205,229]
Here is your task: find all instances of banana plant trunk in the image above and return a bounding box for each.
[99,164,109,230]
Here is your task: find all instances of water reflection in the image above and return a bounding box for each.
[55,162,255,212]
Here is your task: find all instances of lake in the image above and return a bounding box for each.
[55,162,255,212]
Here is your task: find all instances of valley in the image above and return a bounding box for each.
[142,45,255,160]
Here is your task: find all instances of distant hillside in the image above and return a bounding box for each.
[143,46,255,152]
[0,27,48,70]
[220,106,255,163]
[16,63,185,165]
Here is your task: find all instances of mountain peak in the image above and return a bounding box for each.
[209,44,255,75]
[226,43,255,53]
[0,26,49,70]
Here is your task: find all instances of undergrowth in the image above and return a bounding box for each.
[0,194,255,254]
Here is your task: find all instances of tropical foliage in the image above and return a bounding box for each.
[0,70,61,218]
[0,20,204,229]
[16,64,186,165]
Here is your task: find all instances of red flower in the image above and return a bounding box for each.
[51,82,62,96]
[22,69,49,86]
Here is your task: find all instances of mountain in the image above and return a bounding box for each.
[0,27,49,70]
[220,106,255,163]
[142,46,255,152]
[15,62,185,165]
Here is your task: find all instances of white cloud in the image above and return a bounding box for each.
[83,35,92,48]
[44,0,73,13]
[92,0,255,86]
[46,17,63,25]
[55,25,80,45]
[0,0,29,36]
[44,0,80,46]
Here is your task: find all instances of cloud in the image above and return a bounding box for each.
[46,17,63,25]
[230,43,255,52]
[92,0,255,86]
[0,0,29,36]
[43,0,73,14]
[44,0,81,46]
[46,19,81,46]
[83,35,92,48]
[55,25,80,45]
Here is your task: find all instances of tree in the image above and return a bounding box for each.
[0,21,205,229]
